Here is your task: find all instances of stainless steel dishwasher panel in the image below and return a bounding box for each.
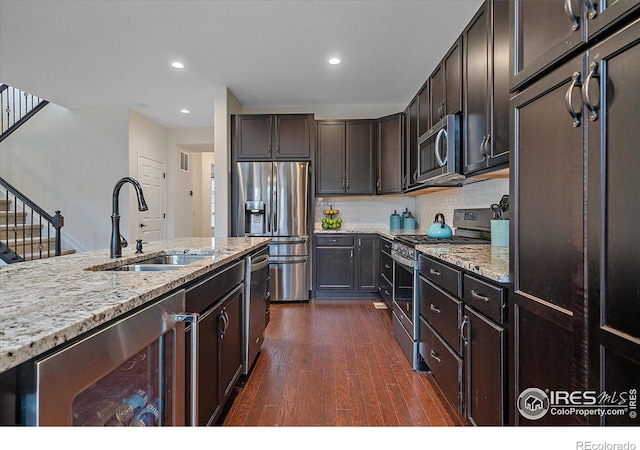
[244,246,270,374]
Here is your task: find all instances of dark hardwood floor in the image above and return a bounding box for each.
[221,298,467,427]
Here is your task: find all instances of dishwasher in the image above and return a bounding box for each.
[244,245,270,374]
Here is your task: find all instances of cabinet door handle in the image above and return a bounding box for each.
[384,264,391,269]
[585,0,598,19]
[582,61,600,122]
[350,250,353,261]
[429,268,441,276]
[384,289,391,296]
[430,303,441,313]
[471,289,490,302]
[267,143,271,154]
[413,169,418,182]
[430,350,441,363]
[346,179,350,190]
[276,143,280,154]
[480,136,487,156]
[564,0,580,31]
[377,179,381,190]
[460,316,469,345]
[565,71,583,128]
[483,134,491,159]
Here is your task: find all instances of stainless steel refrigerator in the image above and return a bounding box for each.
[234,161,310,302]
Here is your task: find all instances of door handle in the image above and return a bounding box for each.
[564,0,580,31]
[460,316,469,345]
[430,303,441,313]
[565,71,583,128]
[139,223,147,228]
[582,61,600,122]
[430,350,441,363]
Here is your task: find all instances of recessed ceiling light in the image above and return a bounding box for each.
[180,109,190,114]
[328,58,341,65]
[171,62,185,69]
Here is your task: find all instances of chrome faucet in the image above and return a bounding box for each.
[110,177,148,258]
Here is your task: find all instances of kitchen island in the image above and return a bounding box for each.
[0,237,270,374]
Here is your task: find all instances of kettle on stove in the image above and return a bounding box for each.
[427,213,453,238]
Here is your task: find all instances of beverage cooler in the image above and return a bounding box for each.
[25,290,187,426]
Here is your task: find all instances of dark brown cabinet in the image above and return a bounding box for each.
[357,234,379,291]
[511,12,640,426]
[316,120,376,195]
[463,0,509,175]
[509,0,640,92]
[234,114,313,160]
[314,233,378,296]
[405,97,419,191]
[376,113,403,194]
[585,17,640,426]
[510,53,586,426]
[377,236,393,309]
[429,36,463,130]
[419,254,507,424]
[185,261,245,426]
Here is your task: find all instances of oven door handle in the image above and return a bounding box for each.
[391,252,415,270]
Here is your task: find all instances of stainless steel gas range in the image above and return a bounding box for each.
[389,208,493,370]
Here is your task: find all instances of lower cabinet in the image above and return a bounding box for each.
[314,233,378,297]
[419,253,507,425]
[377,236,393,309]
[185,261,244,426]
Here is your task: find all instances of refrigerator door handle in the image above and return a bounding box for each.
[273,164,278,234]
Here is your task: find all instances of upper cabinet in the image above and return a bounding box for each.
[405,96,419,191]
[463,0,510,175]
[377,113,404,195]
[234,114,314,160]
[429,36,463,131]
[510,0,640,92]
[316,120,376,196]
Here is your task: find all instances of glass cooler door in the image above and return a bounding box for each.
[28,290,186,426]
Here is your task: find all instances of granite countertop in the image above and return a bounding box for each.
[0,237,270,374]
[417,244,510,283]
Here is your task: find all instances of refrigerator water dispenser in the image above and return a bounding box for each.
[245,201,266,234]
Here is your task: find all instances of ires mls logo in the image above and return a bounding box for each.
[517,388,550,420]
[517,387,637,420]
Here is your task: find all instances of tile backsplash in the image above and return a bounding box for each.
[315,178,509,231]
[414,178,510,232]
[315,195,414,229]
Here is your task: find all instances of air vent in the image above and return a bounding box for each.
[180,151,190,172]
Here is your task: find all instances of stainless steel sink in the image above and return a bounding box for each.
[133,254,214,265]
[103,253,217,271]
[114,264,185,272]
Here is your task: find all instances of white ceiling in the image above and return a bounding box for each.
[0,0,483,129]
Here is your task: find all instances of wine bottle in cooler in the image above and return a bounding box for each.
[115,387,152,425]
[130,398,162,427]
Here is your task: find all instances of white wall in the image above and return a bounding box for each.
[0,103,129,252]
[165,127,214,238]
[213,87,242,238]
[129,110,167,240]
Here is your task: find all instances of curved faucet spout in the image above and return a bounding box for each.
[111,177,148,258]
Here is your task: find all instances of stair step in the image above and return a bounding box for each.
[4,237,56,254]
[0,223,43,239]
[0,199,11,212]
[21,248,76,261]
[0,211,28,223]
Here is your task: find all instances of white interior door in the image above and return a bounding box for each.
[137,154,166,241]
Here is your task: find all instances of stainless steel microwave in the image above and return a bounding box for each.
[417,114,464,185]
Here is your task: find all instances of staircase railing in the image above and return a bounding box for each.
[0,84,49,143]
[0,176,64,263]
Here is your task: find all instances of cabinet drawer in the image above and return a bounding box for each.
[380,237,393,254]
[316,234,354,247]
[393,311,415,366]
[420,318,463,413]
[463,274,505,324]
[378,273,393,305]
[379,251,393,281]
[420,276,462,354]
[419,255,461,297]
